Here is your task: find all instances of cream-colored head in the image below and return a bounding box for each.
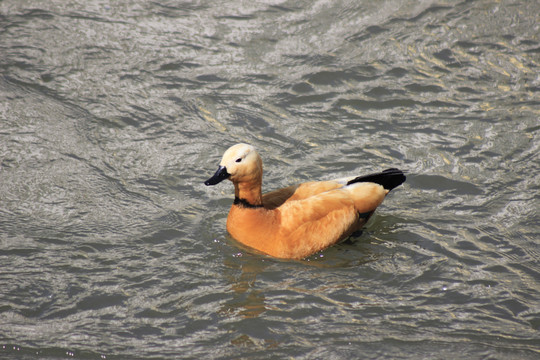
[205,143,263,186]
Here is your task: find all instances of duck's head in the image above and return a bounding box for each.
[204,143,263,186]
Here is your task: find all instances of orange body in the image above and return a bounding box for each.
[205,144,405,259]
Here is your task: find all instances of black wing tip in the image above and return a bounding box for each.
[347,168,406,191]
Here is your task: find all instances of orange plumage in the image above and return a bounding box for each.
[205,144,405,259]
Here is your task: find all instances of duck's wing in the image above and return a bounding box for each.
[262,180,345,209]
[275,183,386,259]
[273,188,360,259]
[346,168,406,191]
[262,167,404,213]
[262,184,299,209]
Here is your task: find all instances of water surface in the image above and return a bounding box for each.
[1,0,539,359]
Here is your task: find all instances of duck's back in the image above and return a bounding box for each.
[229,181,388,259]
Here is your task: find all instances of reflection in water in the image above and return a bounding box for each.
[220,234,387,322]
[221,256,268,319]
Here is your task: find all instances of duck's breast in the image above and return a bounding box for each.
[226,206,280,255]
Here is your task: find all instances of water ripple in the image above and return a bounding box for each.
[1,0,540,359]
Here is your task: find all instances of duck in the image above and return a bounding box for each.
[204,143,405,259]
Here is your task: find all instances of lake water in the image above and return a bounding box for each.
[1,0,539,359]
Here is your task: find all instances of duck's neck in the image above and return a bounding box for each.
[234,179,263,208]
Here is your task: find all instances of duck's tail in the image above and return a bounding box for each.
[347,168,406,191]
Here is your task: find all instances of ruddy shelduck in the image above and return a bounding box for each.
[205,143,405,259]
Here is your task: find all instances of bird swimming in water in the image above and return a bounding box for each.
[205,143,405,259]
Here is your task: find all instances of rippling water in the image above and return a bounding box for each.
[1,0,539,359]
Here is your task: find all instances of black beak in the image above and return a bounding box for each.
[204,165,230,186]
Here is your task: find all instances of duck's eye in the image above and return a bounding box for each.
[235,158,242,163]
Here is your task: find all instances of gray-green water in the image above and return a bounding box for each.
[1,0,539,359]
